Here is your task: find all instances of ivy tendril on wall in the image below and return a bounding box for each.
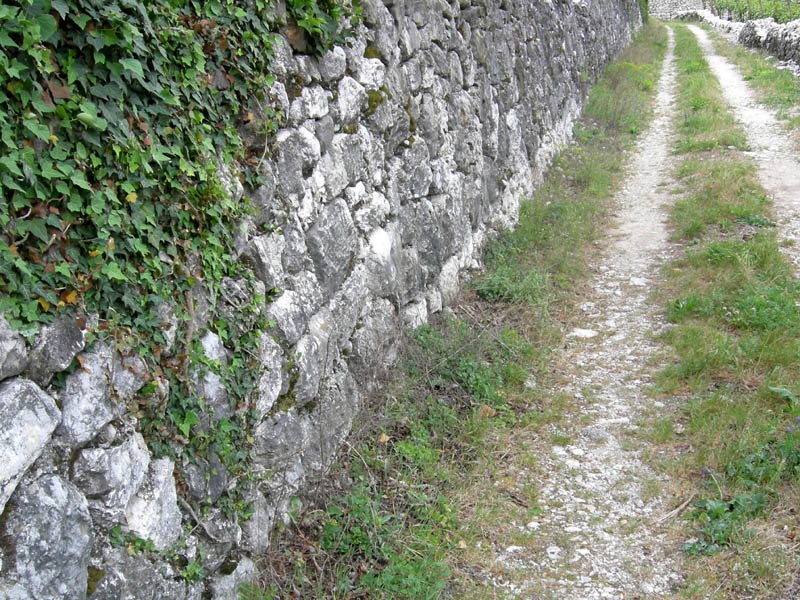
[0,0,360,522]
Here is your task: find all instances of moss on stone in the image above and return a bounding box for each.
[270,365,300,415]
[364,44,382,60]
[87,567,105,597]
[286,74,304,101]
[364,89,385,117]
[407,110,417,132]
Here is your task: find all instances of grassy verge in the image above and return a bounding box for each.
[650,24,800,599]
[240,21,668,600]
[706,26,800,142]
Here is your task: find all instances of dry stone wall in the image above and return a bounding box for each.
[649,0,703,20]
[0,0,641,597]
[672,7,800,68]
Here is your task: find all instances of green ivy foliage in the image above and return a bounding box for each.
[0,0,284,336]
[0,0,360,534]
[287,0,361,53]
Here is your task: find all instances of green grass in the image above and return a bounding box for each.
[242,21,669,600]
[708,27,800,137]
[712,0,800,23]
[652,24,800,598]
[473,22,668,313]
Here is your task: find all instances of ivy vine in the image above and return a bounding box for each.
[0,0,360,528]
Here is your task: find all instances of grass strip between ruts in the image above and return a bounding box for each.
[649,23,800,600]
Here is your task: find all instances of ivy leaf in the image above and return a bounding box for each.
[51,0,69,18]
[177,410,200,437]
[91,193,106,214]
[119,58,145,79]
[3,174,24,192]
[77,112,108,131]
[101,262,128,281]
[6,59,28,78]
[70,171,91,190]
[17,218,49,243]
[0,156,23,177]
[23,120,51,141]
[0,28,18,48]
[33,14,58,42]
[39,161,62,179]
[71,13,90,30]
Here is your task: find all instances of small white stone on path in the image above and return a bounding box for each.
[568,446,585,457]
[569,327,599,339]
[565,458,581,469]
[527,521,540,530]
[630,277,648,286]
[546,545,561,559]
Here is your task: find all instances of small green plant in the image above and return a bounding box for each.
[181,559,206,583]
[286,0,361,53]
[683,491,766,555]
[109,524,156,555]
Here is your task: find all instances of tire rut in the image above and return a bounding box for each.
[486,26,686,600]
[687,24,800,273]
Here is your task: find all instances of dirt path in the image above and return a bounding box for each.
[687,24,800,272]
[485,27,685,599]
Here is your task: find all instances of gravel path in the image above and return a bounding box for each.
[687,24,800,272]
[479,22,800,599]
[487,27,685,599]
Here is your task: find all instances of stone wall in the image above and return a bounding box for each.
[677,9,800,69]
[0,0,641,597]
[675,8,744,35]
[649,0,703,20]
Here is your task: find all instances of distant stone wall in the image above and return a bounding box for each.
[0,0,641,597]
[649,0,704,20]
[675,8,744,35]
[677,8,800,68]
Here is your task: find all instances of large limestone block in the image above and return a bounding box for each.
[24,317,84,387]
[89,548,202,600]
[256,333,283,416]
[3,475,92,600]
[305,199,358,298]
[337,76,367,123]
[0,378,60,515]
[0,317,27,382]
[57,343,119,448]
[125,458,182,550]
[71,433,150,527]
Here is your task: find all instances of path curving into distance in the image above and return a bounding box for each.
[687,24,800,273]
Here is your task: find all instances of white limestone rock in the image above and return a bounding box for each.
[0,379,60,515]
